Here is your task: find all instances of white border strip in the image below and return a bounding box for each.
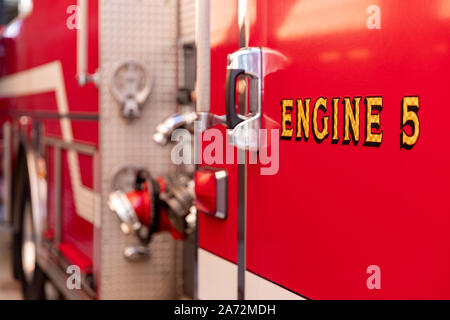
[198,248,303,300]
[0,61,97,225]
[198,248,237,300]
[245,271,304,300]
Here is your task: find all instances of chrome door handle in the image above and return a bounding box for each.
[225,47,262,150]
[225,68,245,129]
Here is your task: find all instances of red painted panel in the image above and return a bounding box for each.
[245,0,450,299]
[0,0,99,116]
[61,150,93,261]
[0,0,99,266]
[59,242,93,273]
[198,0,240,263]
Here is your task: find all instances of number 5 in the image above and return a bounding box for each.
[401,96,420,149]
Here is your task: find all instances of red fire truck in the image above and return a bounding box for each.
[0,0,198,299]
[195,0,450,300]
[1,0,450,301]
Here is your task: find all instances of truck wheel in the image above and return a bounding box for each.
[11,154,26,281]
[16,172,46,299]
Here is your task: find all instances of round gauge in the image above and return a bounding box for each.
[110,61,152,118]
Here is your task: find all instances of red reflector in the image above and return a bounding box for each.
[194,167,227,219]
[58,243,93,273]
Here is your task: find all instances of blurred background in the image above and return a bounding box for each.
[0,0,26,300]
[0,0,19,26]
[0,0,198,300]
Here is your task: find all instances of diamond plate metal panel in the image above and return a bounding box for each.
[98,0,178,299]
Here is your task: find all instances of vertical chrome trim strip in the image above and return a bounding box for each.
[54,146,62,245]
[238,0,249,48]
[237,0,249,301]
[194,201,199,300]
[92,150,101,297]
[237,162,246,300]
[195,0,210,113]
[95,0,103,298]
[194,0,211,299]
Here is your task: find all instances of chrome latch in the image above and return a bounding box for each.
[225,47,262,151]
[225,47,287,151]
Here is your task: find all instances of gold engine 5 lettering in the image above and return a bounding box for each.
[280,96,420,149]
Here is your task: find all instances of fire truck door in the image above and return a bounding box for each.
[241,0,450,299]
[197,0,240,300]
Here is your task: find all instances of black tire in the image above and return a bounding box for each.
[13,158,46,299]
[12,216,21,280]
[11,153,26,281]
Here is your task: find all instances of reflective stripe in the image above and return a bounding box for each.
[245,272,305,300]
[0,61,97,225]
[197,248,237,300]
[198,249,304,300]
